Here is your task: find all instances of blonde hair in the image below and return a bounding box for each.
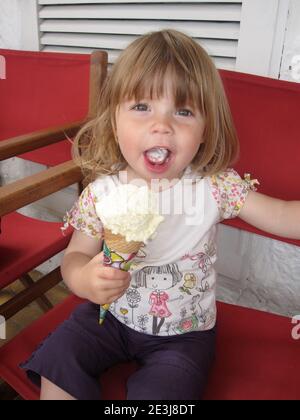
[73,29,239,184]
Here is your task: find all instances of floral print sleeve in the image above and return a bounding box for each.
[209,169,259,220]
[61,184,103,239]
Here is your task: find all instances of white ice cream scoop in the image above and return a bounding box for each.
[95,184,164,243]
[145,147,169,164]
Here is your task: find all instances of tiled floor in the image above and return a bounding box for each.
[0,271,70,400]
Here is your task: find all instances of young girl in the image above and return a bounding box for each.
[21,30,300,400]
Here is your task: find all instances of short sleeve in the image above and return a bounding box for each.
[61,184,103,239]
[209,169,259,220]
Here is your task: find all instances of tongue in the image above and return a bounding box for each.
[146,148,169,165]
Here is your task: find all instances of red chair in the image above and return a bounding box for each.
[220,70,300,248]
[0,49,103,165]
[0,50,107,318]
[0,70,299,400]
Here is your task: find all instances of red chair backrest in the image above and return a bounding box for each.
[0,49,91,164]
[220,70,300,247]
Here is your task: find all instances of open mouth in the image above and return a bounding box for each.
[143,147,173,173]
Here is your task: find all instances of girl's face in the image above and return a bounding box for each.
[147,272,174,290]
[115,82,205,186]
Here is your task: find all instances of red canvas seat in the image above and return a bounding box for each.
[0,49,94,288]
[103,303,300,400]
[0,297,298,400]
[0,49,91,166]
[0,295,82,401]
[220,70,300,248]
[0,69,299,400]
[0,212,71,289]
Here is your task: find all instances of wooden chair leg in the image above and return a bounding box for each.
[19,274,53,312]
[1,267,63,320]
[0,381,20,400]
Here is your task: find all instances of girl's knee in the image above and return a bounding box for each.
[127,363,206,400]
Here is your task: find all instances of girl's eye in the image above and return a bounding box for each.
[132,103,149,112]
[176,109,193,117]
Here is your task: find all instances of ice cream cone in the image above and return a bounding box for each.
[95,183,164,325]
[99,229,144,325]
[104,228,143,254]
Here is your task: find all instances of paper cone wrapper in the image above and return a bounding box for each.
[104,228,143,254]
[99,304,110,325]
[99,229,143,325]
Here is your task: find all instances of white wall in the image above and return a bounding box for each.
[216,226,300,318]
[0,0,21,49]
[236,0,290,78]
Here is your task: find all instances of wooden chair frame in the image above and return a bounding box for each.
[0,50,107,320]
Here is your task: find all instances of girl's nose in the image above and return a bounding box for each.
[150,114,173,135]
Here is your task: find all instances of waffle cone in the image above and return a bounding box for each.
[104,228,143,254]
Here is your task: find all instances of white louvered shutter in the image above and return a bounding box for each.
[38,0,244,71]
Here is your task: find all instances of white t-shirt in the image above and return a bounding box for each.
[62,166,256,336]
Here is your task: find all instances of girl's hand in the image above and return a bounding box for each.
[77,252,131,305]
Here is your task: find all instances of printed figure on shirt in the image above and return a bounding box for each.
[135,264,182,335]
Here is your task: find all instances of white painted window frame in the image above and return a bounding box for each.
[26,0,292,78]
[19,0,41,51]
[280,0,300,82]
[236,0,290,78]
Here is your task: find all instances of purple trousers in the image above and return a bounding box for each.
[21,302,216,400]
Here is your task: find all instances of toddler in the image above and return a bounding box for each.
[21,30,300,400]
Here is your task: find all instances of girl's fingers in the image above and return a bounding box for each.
[100,283,129,294]
[100,266,131,281]
[107,291,127,303]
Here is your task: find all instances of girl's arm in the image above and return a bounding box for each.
[239,191,300,240]
[61,230,131,304]
[61,230,103,298]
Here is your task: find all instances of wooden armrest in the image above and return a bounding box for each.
[0,120,86,161]
[0,160,83,216]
